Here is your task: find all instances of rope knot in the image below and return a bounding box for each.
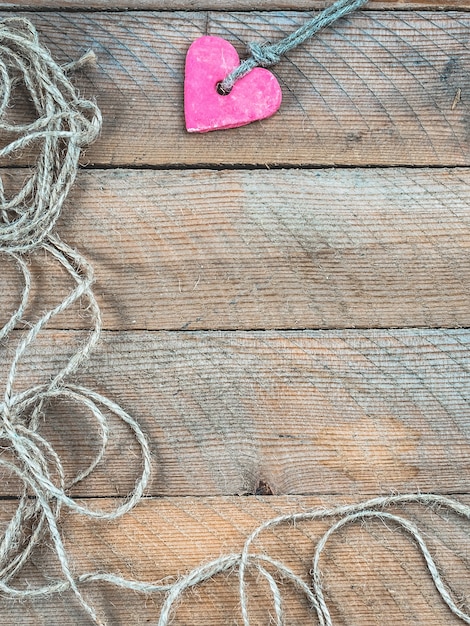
[247,42,282,67]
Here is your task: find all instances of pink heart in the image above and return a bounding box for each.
[184,36,282,133]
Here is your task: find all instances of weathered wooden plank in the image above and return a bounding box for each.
[1,495,469,624]
[2,11,469,166]
[3,168,470,331]
[1,329,468,497]
[5,0,470,9]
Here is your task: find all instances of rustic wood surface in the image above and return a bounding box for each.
[1,11,468,167]
[6,0,470,10]
[0,2,469,625]
[1,329,469,497]
[1,496,470,625]
[3,167,470,331]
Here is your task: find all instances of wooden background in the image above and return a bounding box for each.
[1,0,470,624]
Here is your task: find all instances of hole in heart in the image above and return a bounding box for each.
[216,82,232,96]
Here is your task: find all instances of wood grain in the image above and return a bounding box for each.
[3,168,470,331]
[1,328,469,497]
[1,495,469,624]
[6,0,470,10]
[2,11,469,166]
[1,3,469,625]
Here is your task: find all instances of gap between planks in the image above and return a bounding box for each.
[6,0,470,11]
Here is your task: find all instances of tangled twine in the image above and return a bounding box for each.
[1,16,470,626]
[0,16,151,625]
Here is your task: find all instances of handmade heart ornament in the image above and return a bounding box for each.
[184,36,282,133]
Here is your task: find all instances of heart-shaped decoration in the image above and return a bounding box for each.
[184,36,282,133]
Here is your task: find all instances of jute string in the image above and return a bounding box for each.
[1,15,470,626]
[219,0,369,93]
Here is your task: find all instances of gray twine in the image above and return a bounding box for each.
[1,16,470,626]
[219,0,369,93]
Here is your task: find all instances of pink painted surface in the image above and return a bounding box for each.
[184,36,282,133]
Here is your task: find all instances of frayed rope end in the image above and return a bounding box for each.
[63,50,98,74]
